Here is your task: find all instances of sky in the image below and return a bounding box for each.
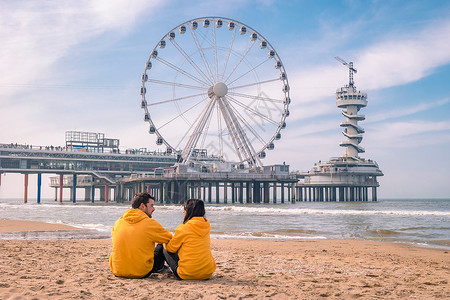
[1,0,450,199]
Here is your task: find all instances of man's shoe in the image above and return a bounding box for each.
[154,265,170,273]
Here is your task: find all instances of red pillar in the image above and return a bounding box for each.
[147,185,150,193]
[59,174,63,203]
[105,185,109,203]
[24,174,28,203]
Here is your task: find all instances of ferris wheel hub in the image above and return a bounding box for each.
[213,82,228,97]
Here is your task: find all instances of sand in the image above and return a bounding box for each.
[0,219,448,299]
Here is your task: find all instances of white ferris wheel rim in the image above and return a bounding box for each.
[140,16,290,167]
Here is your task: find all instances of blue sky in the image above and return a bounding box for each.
[1,0,449,199]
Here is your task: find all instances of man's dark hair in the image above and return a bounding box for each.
[183,199,205,224]
[131,193,155,209]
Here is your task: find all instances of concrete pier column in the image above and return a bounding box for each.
[197,182,202,200]
[208,183,212,203]
[239,182,244,204]
[272,183,277,203]
[223,182,228,204]
[105,185,109,203]
[91,182,95,203]
[248,182,253,203]
[216,182,220,204]
[37,173,42,204]
[253,182,261,203]
[54,187,58,201]
[245,182,250,203]
[291,183,296,203]
[159,182,164,203]
[84,188,91,202]
[288,185,291,202]
[59,174,63,203]
[72,174,77,203]
[372,187,377,201]
[231,182,235,203]
[281,183,285,203]
[24,174,29,203]
[99,187,105,202]
[263,182,269,203]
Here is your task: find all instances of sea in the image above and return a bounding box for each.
[1,198,449,250]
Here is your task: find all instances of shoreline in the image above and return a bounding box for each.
[1,218,449,251]
[0,219,449,299]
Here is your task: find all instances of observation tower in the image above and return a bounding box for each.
[295,58,383,201]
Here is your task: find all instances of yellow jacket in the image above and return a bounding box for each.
[166,217,216,280]
[109,208,172,278]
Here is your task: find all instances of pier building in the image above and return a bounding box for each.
[295,58,383,201]
[0,131,176,203]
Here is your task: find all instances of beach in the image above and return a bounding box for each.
[0,219,448,299]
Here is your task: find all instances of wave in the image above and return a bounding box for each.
[203,206,450,217]
[211,231,327,240]
[365,229,401,236]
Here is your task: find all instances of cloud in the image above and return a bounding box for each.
[368,98,450,123]
[284,18,450,123]
[368,120,450,149]
[0,0,165,97]
[357,19,450,89]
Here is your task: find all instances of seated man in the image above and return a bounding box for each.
[109,192,172,278]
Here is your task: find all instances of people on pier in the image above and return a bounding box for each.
[163,199,216,280]
[109,192,172,278]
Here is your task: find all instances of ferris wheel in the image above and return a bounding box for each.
[140,17,290,169]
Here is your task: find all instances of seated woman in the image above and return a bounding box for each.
[163,199,216,280]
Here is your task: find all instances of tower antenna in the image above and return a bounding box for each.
[335,57,357,87]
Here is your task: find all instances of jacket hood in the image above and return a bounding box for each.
[122,208,148,224]
[184,217,210,237]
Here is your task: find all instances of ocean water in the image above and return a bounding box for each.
[0,198,449,250]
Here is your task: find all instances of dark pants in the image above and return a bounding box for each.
[143,244,165,277]
[163,249,182,279]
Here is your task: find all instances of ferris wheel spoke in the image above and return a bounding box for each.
[175,99,209,151]
[225,98,267,146]
[199,103,215,150]
[229,78,281,91]
[220,28,237,81]
[226,95,279,126]
[217,104,224,158]
[219,97,260,166]
[212,24,219,82]
[189,27,215,83]
[217,98,244,162]
[227,91,283,104]
[169,39,214,85]
[155,57,210,88]
[227,58,270,86]
[147,78,207,91]
[181,97,217,162]
[223,39,257,83]
[148,92,207,107]
[158,98,206,131]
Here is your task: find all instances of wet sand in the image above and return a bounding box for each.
[0,219,448,299]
